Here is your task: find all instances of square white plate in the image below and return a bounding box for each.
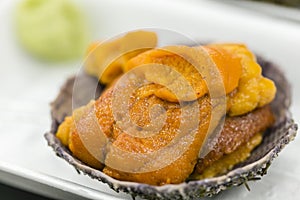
[0,0,299,199]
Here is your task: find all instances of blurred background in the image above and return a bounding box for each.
[0,0,299,199]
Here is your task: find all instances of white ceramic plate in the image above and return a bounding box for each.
[0,0,299,199]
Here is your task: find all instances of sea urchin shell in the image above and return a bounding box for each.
[45,56,297,200]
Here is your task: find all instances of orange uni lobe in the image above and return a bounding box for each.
[203,45,243,94]
[125,45,243,102]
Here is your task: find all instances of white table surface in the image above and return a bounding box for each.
[0,0,299,199]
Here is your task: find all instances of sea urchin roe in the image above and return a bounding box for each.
[56,116,73,146]
[57,100,105,169]
[202,46,242,94]
[212,44,277,116]
[85,37,276,116]
[195,105,274,175]
[191,132,262,179]
[125,43,276,115]
[125,45,242,102]
[85,31,157,84]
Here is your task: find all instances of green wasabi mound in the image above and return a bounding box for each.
[16,0,89,61]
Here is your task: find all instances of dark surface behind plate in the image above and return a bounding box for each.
[0,183,54,200]
[45,56,297,200]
